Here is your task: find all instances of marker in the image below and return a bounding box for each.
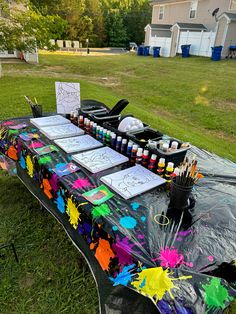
[136,148,143,164]
[121,138,127,154]
[126,141,133,158]
[148,154,157,172]
[142,149,149,168]
[111,133,117,148]
[130,144,138,165]
[116,136,122,151]
[157,158,165,177]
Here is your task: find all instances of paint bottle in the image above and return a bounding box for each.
[111,133,117,148]
[90,121,94,134]
[136,148,143,165]
[103,129,107,143]
[99,127,104,142]
[148,154,157,172]
[130,144,138,165]
[96,126,100,139]
[142,149,149,168]
[116,136,122,151]
[105,130,111,146]
[86,118,90,133]
[157,158,165,177]
[79,115,84,129]
[162,143,169,153]
[121,138,127,154]
[84,118,88,130]
[165,162,174,189]
[70,111,78,126]
[126,141,133,158]
[92,122,97,137]
[171,141,178,151]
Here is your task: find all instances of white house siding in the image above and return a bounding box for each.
[223,21,236,57]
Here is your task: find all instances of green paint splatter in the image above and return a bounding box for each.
[8,130,19,135]
[38,156,52,165]
[92,203,111,219]
[202,277,233,310]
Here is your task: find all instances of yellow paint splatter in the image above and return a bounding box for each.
[67,197,81,229]
[233,260,236,267]
[26,155,34,178]
[131,267,192,303]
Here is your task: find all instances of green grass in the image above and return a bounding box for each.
[0,53,236,313]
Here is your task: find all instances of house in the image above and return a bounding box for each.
[145,0,236,57]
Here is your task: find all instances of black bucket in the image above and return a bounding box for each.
[169,179,193,211]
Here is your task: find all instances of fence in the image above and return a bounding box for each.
[149,36,172,57]
[177,31,216,57]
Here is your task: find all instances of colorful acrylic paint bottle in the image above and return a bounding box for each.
[148,154,157,172]
[105,130,111,146]
[136,148,143,165]
[96,126,100,139]
[121,138,127,154]
[99,127,104,142]
[130,144,138,165]
[142,149,149,168]
[116,136,122,151]
[157,158,165,177]
[90,121,94,134]
[103,129,107,143]
[165,162,174,189]
[79,115,84,129]
[126,141,133,158]
[92,123,97,136]
[111,133,117,148]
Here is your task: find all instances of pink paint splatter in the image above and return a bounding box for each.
[29,142,44,149]
[208,256,214,262]
[156,247,193,268]
[2,121,15,126]
[138,234,145,239]
[178,230,192,237]
[72,178,92,190]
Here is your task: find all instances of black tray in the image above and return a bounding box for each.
[127,128,163,148]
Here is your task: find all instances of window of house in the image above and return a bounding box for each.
[230,0,236,10]
[189,0,198,19]
[159,6,164,20]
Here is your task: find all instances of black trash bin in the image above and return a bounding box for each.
[153,47,161,58]
[211,46,223,61]
[181,45,191,58]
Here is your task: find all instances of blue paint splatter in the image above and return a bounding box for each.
[120,216,137,229]
[141,216,146,222]
[19,153,26,169]
[55,190,65,213]
[112,226,118,231]
[109,264,135,286]
[131,202,140,210]
[140,277,146,288]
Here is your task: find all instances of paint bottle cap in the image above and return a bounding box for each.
[174,168,180,175]
[167,162,174,169]
[103,129,107,134]
[137,148,143,156]
[132,144,138,151]
[106,130,111,135]
[151,154,157,160]
[96,126,100,131]
[93,122,97,127]
[159,158,165,164]
[111,133,116,139]
[90,121,93,126]
[100,127,104,132]
[122,138,127,144]
[171,141,178,149]
[79,115,83,120]
[143,149,149,156]
[127,141,133,147]
[162,143,169,151]
[84,118,88,123]
[117,136,122,141]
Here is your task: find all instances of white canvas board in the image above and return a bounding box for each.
[54,135,103,153]
[100,165,166,199]
[72,146,129,173]
[30,115,70,128]
[40,124,84,140]
[55,82,80,114]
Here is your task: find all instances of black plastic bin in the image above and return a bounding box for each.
[153,47,161,58]
[181,45,191,58]
[80,99,110,117]
[211,46,223,61]
[127,128,163,148]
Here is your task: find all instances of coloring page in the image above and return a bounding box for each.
[54,135,102,153]
[55,82,80,114]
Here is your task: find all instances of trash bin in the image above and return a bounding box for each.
[181,45,191,58]
[137,46,144,56]
[153,47,161,58]
[211,46,223,61]
[143,46,150,56]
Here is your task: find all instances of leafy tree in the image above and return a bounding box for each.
[105,9,127,47]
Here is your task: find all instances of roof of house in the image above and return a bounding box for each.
[219,12,236,21]
[147,23,172,30]
[173,23,207,30]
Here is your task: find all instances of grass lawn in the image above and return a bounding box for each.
[0,52,236,313]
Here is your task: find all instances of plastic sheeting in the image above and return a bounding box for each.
[0,117,236,313]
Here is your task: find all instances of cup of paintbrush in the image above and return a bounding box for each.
[169,177,193,211]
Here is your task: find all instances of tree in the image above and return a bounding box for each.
[0,1,67,52]
[105,9,127,47]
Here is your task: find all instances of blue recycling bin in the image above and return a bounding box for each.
[211,46,223,61]
[153,46,161,58]
[137,45,144,56]
[181,44,191,57]
[143,46,150,56]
